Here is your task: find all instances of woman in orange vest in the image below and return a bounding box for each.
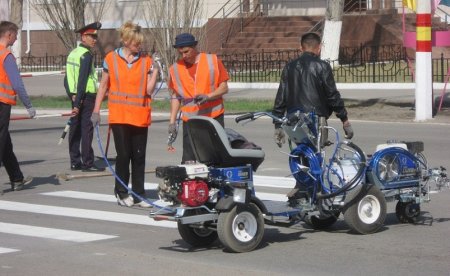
[91,21,159,208]
[167,33,230,163]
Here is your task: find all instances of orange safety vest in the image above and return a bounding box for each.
[0,45,17,105]
[169,53,224,122]
[105,50,152,127]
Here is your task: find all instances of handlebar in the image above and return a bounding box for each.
[235,111,285,124]
[235,113,254,123]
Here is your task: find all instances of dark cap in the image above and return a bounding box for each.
[75,22,102,35]
[173,33,198,48]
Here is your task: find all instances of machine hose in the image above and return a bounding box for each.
[317,141,367,199]
[95,125,173,212]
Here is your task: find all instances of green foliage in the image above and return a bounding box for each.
[25,96,274,113]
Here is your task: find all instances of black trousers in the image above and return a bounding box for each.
[111,124,148,202]
[69,95,95,167]
[181,114,224,164]
[0,102,24,182]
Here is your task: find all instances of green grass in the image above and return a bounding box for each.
[26,96,274,113]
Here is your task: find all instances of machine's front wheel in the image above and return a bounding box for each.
[343,184,386,234]
[177,222,218,247]
[395,201,420,223]
[218,203,264,253]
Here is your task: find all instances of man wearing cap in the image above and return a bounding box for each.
[64,22,104,172]
[167,33,230,164]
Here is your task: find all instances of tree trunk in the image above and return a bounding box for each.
[321,0,344,64]
[0,0,9,21]
[10,0,23,67]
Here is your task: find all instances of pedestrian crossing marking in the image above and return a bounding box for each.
[0,222,117,242]
[0,200,176,228]
[0,247,20,254]
[42,188,287,204]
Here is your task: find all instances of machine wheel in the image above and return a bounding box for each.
[343,184,387,234]
[395,201,420,223]
[304,213,340,230]
[177,222,218,247]
[217,203,264,253]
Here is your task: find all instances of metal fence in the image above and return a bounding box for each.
[219,45,449,83]
[19,45,450,83]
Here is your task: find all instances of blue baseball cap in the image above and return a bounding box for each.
[173,33,198,48]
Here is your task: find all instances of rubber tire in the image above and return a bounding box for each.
[177,222,218,247]
[395,201,420,223]
[305,212,340,230]
[217,203,264,253]
[343,184,387,234]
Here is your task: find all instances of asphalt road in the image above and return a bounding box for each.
[1,115,450,276]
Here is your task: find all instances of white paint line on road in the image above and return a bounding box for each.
[42,190,287,204]
[41,191,117,202]
[0,247,20,254]
[0,200,176,228]
[0,222,116,242]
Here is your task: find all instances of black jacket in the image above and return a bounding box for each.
[272,52,348,126]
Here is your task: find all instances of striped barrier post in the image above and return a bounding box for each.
[415,0,433,121]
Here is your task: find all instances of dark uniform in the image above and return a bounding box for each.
[64,22,104,172]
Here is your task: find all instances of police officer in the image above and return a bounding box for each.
[64,22,104,172]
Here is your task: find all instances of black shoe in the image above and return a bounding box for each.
[71,164,82,171]
[82,164,105,172]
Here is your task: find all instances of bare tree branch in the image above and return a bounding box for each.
[142,0,204,80]
[30,0,108,50]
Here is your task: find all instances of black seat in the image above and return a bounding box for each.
[186,116,265,171]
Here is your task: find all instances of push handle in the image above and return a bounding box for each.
[235,112,254,123]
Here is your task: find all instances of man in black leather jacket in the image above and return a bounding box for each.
[272,32,353,146]
[272,32,353,204]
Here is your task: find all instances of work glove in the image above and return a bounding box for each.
[274,127,286,148]
[194,94,209,105]
[343,121,354,139]
[27,107,36,118]
[168,123,178,147]
[91,112,100,127]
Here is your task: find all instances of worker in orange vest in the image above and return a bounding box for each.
[167,33,230,163]
[91,21,159,208]
[0,21,35,191]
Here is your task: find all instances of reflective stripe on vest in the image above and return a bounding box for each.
[170,53,224,121]
[0,46,17,105]
[65,46,97,94]
[105,50,152,127]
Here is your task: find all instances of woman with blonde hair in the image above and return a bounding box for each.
[91,21,159,207]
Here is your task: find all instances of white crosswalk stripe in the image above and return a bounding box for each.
[0,247,20,254]
[0,200,177,228]
[0,222,117,242]
[42,183,288,202]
